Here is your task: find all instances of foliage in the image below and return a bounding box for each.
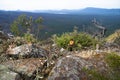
[10,21,20,36]
[106,29,120,45]
[82,68,108,80]
[53,30,97,50]
[82,65,120,80]
[23,33,36,43]
[35,17,43,39]
[104,52,120,80]
[11,37,26,46]
[1,10,120,39]
[113,30,120,45]
[53,33,71,48]
[10,14,44,43]
[105,52,120,70]
[10,14,31,36]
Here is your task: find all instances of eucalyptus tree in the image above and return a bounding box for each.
[10,14,33,36]
[35,17,43,39]
[10,14,44,42]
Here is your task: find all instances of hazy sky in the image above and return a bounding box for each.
[0,0,120,10]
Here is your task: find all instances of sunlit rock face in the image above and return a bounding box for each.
[6,44,49,59]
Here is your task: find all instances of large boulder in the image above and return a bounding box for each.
[0,64,21,80]
[48,52,109,80]
[48,55,93,80]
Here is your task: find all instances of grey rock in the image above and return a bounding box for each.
[0,64,21,80]
[6,44,49,59]
[6,44,32,55]
[48,55,92,80]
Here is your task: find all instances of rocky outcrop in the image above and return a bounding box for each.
[48,53,108,80]
[0,50,115,80]
[0,42,59,80]
[1,38,114,80]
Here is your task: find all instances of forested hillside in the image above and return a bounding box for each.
[0,10,120,39]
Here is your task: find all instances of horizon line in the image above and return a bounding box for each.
[0,7,120,11]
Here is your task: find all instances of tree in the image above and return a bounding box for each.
[10,14,33,36]
[35,17,43,39]
[10,20,20,36]
[10,14,43,42]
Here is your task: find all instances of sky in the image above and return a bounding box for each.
[0,0,120,11]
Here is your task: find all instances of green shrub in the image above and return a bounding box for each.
[105,52,120,80]
[54,33,71,48]
[106,29,120,45]
[105,52,120,70]
[82,68,108,80]
[23,33,36,43]
[53,32,97,50]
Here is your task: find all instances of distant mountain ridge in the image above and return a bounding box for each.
[0,7,120,15]
[32,7,120,15]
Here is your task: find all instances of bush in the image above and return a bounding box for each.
[105,52,120,80]
[82,68,108,80]
[105,52,120,70]
[53,31,97,50]
[106,29,120,45]
[23,33,36,43]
